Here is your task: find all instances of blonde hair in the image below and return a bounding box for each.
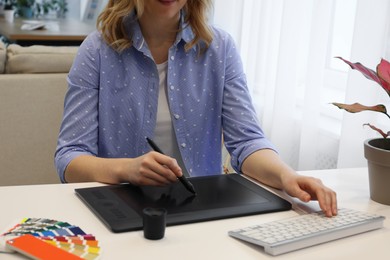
[97,0,213,53]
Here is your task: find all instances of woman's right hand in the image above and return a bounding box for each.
[64,152,182,185]
[126,151,183,186]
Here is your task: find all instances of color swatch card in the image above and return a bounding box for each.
[1,218,101,259]
[6,235,86,260]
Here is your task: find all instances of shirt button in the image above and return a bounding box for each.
[174,114,180,119]
[170,56,175,61]
[181,143,186,148]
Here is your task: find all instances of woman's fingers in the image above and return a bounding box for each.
[130,152,182,186]
[284,175,338,217]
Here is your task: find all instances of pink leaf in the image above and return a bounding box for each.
[363,123,389,138]
[332,102,387,114]
[336,56,390,96]
[377,58,390,94]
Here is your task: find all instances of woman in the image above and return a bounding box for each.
[55,0,337,216]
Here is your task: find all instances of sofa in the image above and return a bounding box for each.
[0,41,78,186]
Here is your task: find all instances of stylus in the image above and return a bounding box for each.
[146,137,197,195]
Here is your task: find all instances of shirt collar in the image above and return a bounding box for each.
[124,10,197,53]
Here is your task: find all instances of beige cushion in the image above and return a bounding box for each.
[0,41,6,74]
[5,44,78,74]
[0,73,67,185]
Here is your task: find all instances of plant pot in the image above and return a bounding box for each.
[19,6,34,19]
[364,138,390,205]
[3,9,15,23]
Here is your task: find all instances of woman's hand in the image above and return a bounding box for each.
[126,151,183,186]
[64,152,182,185]
[281,174,338,217]
[241,149,338,217]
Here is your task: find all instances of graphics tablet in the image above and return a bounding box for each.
[75,174,291,233]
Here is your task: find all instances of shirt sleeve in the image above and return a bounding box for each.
[54,32,101,183]
[219,30,278,173]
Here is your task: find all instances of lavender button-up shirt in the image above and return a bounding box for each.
[55,15,276,182]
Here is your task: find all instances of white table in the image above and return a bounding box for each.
[0,168,389,259]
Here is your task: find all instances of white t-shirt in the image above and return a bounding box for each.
[153,62,188,176]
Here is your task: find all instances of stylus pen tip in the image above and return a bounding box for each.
[188,182,197,195]
[189,187,197,196]
[178,176,197,195]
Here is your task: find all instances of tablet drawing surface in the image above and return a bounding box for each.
[75,173,291,233]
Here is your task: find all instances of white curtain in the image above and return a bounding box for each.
[213,0,390,170]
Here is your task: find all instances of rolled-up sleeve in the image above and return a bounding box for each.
[54,32,101,182]
[221,33,277,172]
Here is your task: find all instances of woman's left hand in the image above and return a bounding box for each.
[242,149,338,217]
[281,174,338,217]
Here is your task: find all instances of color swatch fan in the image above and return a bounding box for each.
[1,218,101,260]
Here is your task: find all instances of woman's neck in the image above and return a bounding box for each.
[138,13,180,49]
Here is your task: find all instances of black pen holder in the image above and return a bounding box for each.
[142,208,167,240]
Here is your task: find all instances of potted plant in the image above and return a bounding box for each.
[50,0,68,18]
[3,0,16,22]
[332,57,390,205]
[3,0,16,10]
[16,0,36,18]
[35,0,68,19]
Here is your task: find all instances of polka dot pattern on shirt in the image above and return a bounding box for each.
[54,16,276,182]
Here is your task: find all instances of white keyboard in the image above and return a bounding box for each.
[228,208,385,256]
